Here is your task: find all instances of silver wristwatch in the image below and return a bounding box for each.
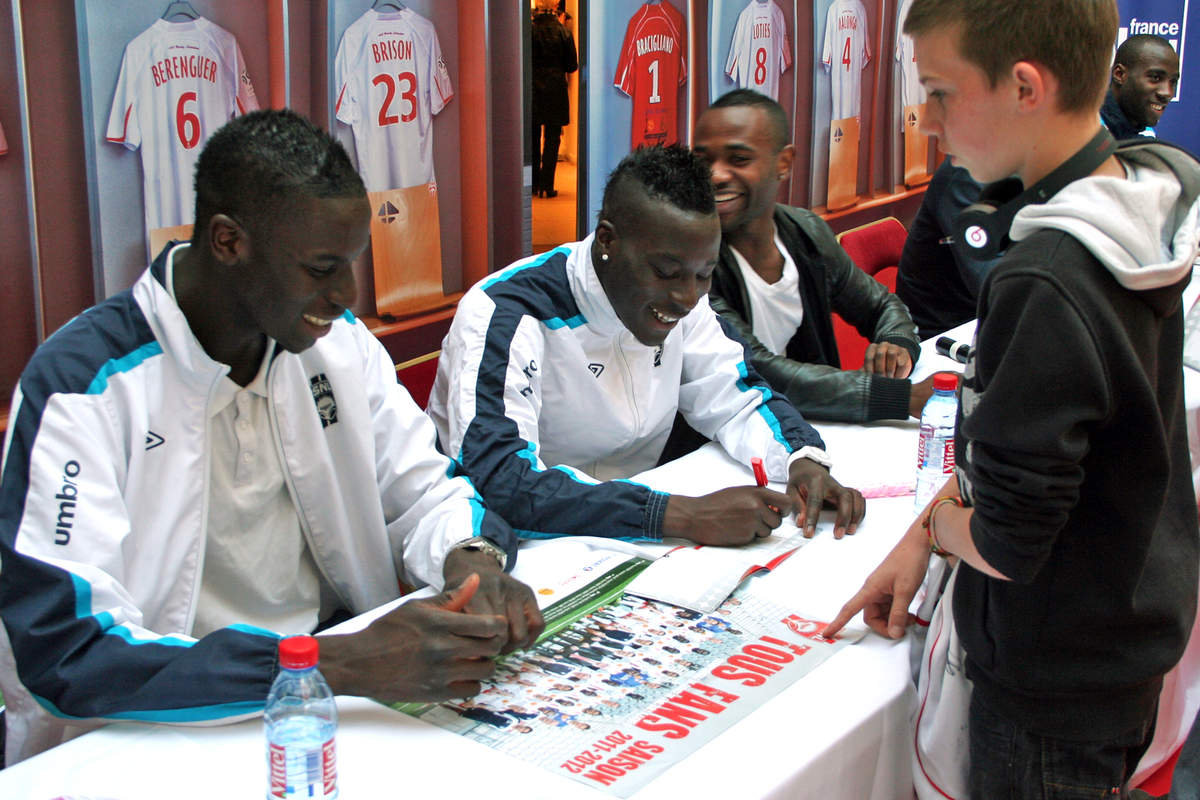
[448,537,508,570]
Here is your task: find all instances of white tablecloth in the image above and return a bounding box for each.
[0,422,930,800]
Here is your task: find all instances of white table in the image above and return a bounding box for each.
[0,411,938,799]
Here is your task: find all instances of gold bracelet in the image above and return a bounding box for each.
[923,496,962,557]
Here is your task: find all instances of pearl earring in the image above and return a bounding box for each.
[601,253,609,261]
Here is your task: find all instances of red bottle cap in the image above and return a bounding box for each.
[932,372,959,392]
[278,635,319,669]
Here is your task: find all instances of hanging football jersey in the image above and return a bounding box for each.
[820,0,871,120]
[333,7,454,192]
[107,17,258,234]
[614,2,688,148]
[726,0,792,102]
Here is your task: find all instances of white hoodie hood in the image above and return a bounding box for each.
[1009,140,1200,291]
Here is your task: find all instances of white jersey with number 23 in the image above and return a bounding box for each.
[334,8,454,193]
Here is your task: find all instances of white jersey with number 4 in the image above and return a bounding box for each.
[821,0,871,120]
[107,18,258,233]
[726,0,792,102]
[334,8,454,193]
[895,0,925,108]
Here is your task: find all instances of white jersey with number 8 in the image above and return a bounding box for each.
[725,0,792,102]
[334,8,454,193]
[107,18,258,234]
[821,0,871,120]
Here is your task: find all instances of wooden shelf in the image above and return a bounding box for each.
[359,293,463,337]
[814,184,930,223]
[361,296,463,365]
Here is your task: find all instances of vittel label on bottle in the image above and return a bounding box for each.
[268,739,337,799]
[322,739,338,796]
[268,743,287,798]
[917,427,955,473]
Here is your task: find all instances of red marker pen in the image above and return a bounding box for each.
[751,457,780,514]
[751,457,769,487]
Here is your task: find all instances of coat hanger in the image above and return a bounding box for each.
[372,0,407,10]
[161,1,200,21]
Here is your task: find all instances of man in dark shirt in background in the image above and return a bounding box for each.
[896,159,998,339]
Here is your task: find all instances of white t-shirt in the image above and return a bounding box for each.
[730,235,805,356]
[725,0,792,102]
[895,0,925,108]
[163,245,327,638]
[106,18,258,232]
[334,7,454,192]
[821,0,871,120]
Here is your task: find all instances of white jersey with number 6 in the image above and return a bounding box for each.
[821,0,871,120]
[725,0,792,102]
[334,8,454,193]
[107,18,258,233]
[895,0,925,108]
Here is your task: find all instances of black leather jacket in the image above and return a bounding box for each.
[708,205,920,422]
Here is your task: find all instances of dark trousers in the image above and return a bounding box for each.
[531,122,562,193]
[969,692,1156,799]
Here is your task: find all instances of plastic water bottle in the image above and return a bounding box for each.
[265,635,338,799]
[914,372,959,510]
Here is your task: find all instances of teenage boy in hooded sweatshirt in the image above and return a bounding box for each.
[823,0,1200,796]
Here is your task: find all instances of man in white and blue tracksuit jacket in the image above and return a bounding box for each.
[429,146,865,547]
[0,110,538,764]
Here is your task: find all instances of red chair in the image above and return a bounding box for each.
[832,217,908,369]
[395,350,440,410]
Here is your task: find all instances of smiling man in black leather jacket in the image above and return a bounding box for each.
[695,89,930,423]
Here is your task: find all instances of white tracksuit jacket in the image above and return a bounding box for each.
[0,247,516,764]
[427,234,826,542]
